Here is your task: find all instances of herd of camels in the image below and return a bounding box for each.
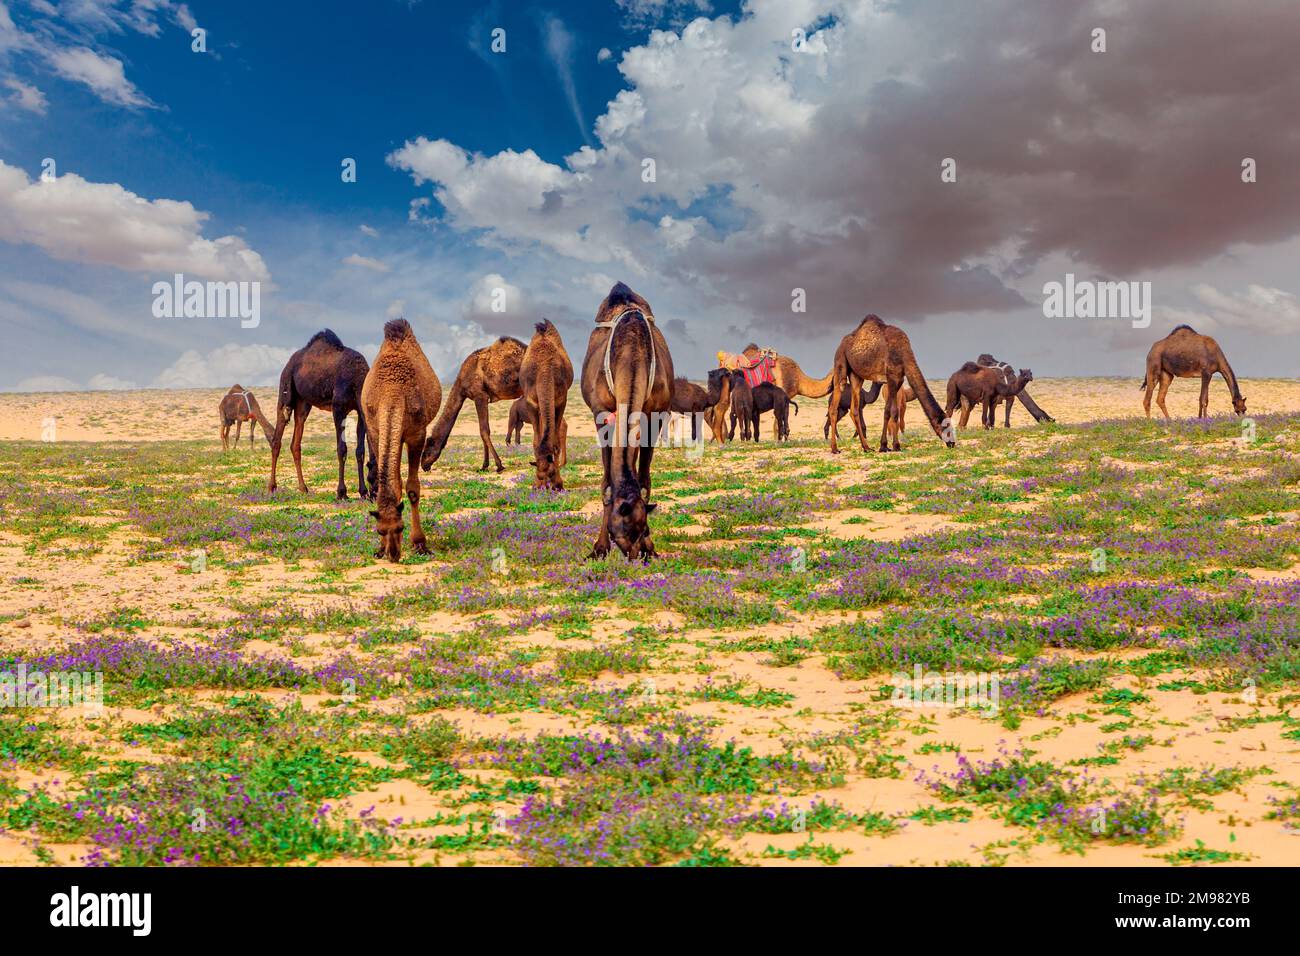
[219,282,1249,561]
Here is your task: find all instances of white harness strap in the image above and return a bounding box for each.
[594,309,656,396]
[238,390,253,415]
[977,359,1013,387]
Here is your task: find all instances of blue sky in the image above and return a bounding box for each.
[1,0,1298,391]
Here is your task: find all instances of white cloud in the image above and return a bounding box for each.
[11,371,138,392]
[46,46,153,108]
[597,47,612,63]
[359,224,380,238]
[342,253,390,273]
[86,372,137,389]
[541,14,586,141]
[0,161,270,281]
[1158,283,1300,337]
[3,77,47,114]
[153,343,292,388]
[384,298,406,319]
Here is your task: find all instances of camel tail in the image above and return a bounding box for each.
[423,378,466,465]
[790,400,799,416]
[1138,376,1148,391]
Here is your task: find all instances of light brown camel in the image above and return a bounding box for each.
[219,385,274,450]
[581,282,675,560]
[268,330,375,499]
[421,336,525,472]
[361,319,442,562]
[1141,325,1247,419]
[945,363,1033,429]
[520,320,574,490]
[741,344,834,399]
[707,370,732,443]
[827,315,954,454]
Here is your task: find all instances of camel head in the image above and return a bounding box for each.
[604,479,657,561]
[369,497,405,562]
[1017,368,1034,388]
[531,443,563,491]
[1233,393,1248,415]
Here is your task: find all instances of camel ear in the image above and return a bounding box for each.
[640,485,649,501]
[369,510,380,520]
[645,502,657,513]
[396,501,405,517]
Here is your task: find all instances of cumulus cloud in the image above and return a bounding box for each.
[1158,283,1300,337]
[11,371,138,392]
[389,0,1300,337]
[3,76,46,113]
[153,343,293,388]
[342,253,390,273]
[359,224,380,238]
[0,161,270,281]
[45,46,153,107]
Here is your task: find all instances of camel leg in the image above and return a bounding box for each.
[221,422,230,451]
[558,416,569,467]
[851,377,871,453]
[287,404,309,493]
[590,442,614,559]
[406,441,428,555]
[879,380,897,453]
[983,399,994,429]
[474,398,504,472]
[356,409,374,500]
[751,408,760,443]
[1142,368,1158,418]
[1003,397,1013,428]
[1199,373,1211,418]
[332,405,351,500]
[827,374,844,454]
[1156,372,1173,420]
[958,396,974,429]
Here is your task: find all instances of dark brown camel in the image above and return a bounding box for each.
[729,374,796,441]
[361,319,442,561]
[824,382,887,440]
[974,354,1055,425]
[1141,325,1247,419]
[581,282,675,560]
[268,330,375,499]
[422,336,525,472]
[520,319,574,490]
[827,315,954,454]
[219,385,274,450]
[670,377,715,441]
[945,363,1033,429]
[707,369,732,443]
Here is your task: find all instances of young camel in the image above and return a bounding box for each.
[582,282,675,561]
[1142,325,1247,419]
[827,315,954,454]
[505,396,530,445]
[670,377,714,442]
[422,336,525,472]
[729,374,796,441]
[269,330,376,499]
[520,320,574,490]
[362,319,442,562]
[945,363,1033,429]
[219,385,274,450]
[707,369,733,443]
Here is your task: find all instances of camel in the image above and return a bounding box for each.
[219,385,274,450]
[670,377,714,442]
[741,344,834,400]
[361,319,442,562]
[825,383,886,440]
[520,320,574,490]
[421,336,525,472]
[505,396,530,445]
[268,329,375,499]
[945,363,1033,429]
[974,354,1055,425]
[827,315,954,454]
[729,374,796,441]
[1141,325,1247,419]
[581,282,675,560]
[706,369,732,443]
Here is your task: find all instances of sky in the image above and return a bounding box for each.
[0,0,1297,392]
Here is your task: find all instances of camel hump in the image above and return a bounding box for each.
[607,282,637,305]
[1170,323,1197,335]
[959,361,982,373]
[308,329,345,349]
[499,335,526,348]
[976,353,999,365]
[534,318,557,336]
[383,318,414,342]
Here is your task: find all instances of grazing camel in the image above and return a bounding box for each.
[219,385,274,450]
[422,336,525,472]
[972,354,1055,425]
[827,315,954,454]
[361,319,442,562]
[1141,325,1247,419]
[269,330,375,499]
[520,320,574,490]
[581,282,675,560]
[945,363,1033,429]
[670,377,713,442]
[741,344,834,400]
[505,396,530,445]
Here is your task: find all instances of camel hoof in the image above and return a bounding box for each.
[336,491,348,501]
[374,548,386,559]
[412,541,430,556]
[495,465,505,474]
[588,545,610,560]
